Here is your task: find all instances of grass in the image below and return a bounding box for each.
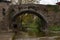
[48,25,60,31]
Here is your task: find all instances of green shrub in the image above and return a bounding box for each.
[49,25,60,31]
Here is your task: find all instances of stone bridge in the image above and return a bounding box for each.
[8,4,48,31]
[0,2,60,32]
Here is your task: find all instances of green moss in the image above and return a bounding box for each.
[47,5,60,12]
[49,25,60,31]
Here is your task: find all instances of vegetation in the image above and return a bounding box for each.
[16,13,46,37]
[15,13,60,37]
[47,5,60,12]
[49,25,60,31]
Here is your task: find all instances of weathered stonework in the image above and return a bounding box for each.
[0,2,9,31]
[0,2,60,32]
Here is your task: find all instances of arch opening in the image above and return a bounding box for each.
[12,9,48,37]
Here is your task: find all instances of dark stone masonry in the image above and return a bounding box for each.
[0,2,60,32]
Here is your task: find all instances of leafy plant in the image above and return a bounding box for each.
[47,5,60,12]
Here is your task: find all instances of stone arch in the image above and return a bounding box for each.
[12,9,48,31]
[12,9,47,22]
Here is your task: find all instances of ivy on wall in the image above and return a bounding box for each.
[46,5,60,13]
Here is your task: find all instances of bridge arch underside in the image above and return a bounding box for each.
[12,9,48,32]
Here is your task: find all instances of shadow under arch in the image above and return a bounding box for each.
[12,9,48,31]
